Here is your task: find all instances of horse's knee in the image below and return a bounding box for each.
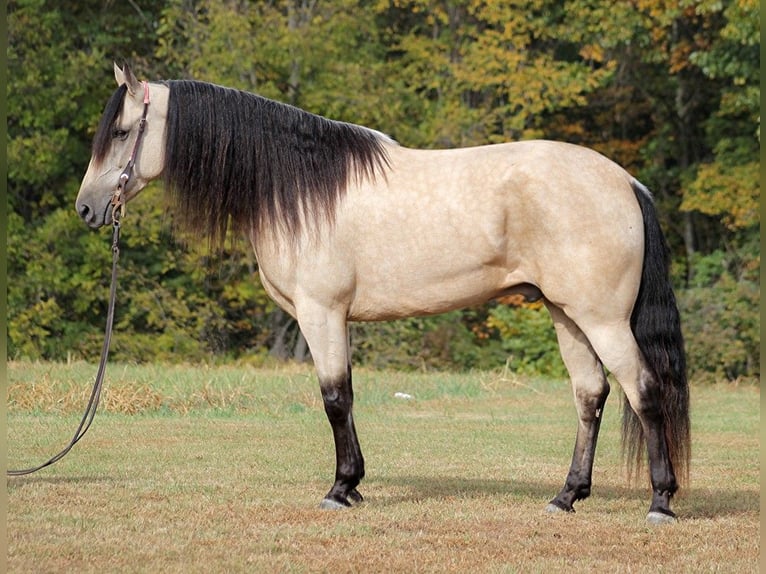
[321,381,352,422]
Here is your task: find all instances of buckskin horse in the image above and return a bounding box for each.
[76,64,690,524]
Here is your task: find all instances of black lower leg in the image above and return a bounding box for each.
[320,366,365,508]
[549,390,609,512]
[634,376,679,521]
[644,423,678,518]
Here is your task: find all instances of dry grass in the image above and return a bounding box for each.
[6,362,761,572]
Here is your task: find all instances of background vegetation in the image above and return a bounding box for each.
[7,0,760,382]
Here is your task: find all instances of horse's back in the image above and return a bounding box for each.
[364,139,639,233]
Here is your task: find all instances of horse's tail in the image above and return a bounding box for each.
[623,179,690,485]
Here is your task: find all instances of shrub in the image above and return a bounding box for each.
[486,301,567,378]
[678,251,760,382]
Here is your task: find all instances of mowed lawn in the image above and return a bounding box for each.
[6,362,760,573]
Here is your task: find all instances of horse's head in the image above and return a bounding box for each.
[76,64,168,228]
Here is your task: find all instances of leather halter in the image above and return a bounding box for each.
[111,80,150,221]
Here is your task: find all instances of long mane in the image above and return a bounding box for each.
[162,80,391,245]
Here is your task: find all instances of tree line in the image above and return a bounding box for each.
[7,0,760,382]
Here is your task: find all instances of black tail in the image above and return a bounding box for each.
[623,180,690,484]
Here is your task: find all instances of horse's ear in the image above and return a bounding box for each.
[114,62,126,86]
[113,62,141,96]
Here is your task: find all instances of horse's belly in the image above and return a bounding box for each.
[346,264,525,321]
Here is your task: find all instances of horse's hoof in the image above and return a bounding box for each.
[646,511,677,525]
[319,497,350,510]
[545,503,570,514]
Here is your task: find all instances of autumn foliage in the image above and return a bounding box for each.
[7,0,759,382]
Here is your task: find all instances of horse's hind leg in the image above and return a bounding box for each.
[297,305,365,509]
[580,321,680,524]
[545,303,610,513]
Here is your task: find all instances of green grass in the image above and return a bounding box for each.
[6,362,761,572]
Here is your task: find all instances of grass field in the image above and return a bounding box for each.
[6,361,761,572]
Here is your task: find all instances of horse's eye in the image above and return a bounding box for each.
[112,129,129,140]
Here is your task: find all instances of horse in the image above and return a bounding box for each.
[76,64,690,524]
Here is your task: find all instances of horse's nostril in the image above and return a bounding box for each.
[77,203,91,220]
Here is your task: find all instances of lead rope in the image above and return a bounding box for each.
[8,80,149,476]
[7,215,122,476]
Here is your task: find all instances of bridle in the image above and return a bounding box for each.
[111,80,151,222]
[7,81,151,477]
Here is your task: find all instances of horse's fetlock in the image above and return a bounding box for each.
[654,485,677,498]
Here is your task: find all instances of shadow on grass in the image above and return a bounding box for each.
[9,472,756,521]
[370,474,759,519]
[373,473,565,504]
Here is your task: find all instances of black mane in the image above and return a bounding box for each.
[162,80,391,244]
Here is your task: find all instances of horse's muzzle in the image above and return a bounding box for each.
[75,198,109,229]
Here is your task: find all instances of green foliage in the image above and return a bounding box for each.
[486,303,567,378]
[6,0,760,383]
[7,0,165,217]
[683,161,759,230]
[372,0,614,147]
[7,208,106,359]
[350,310,506,372]
[678,249,760,382]
[680,0,760,231]
[8,186,277,363]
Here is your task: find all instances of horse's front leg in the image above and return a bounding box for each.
[319,363,365,509]
[297,305,365,509]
